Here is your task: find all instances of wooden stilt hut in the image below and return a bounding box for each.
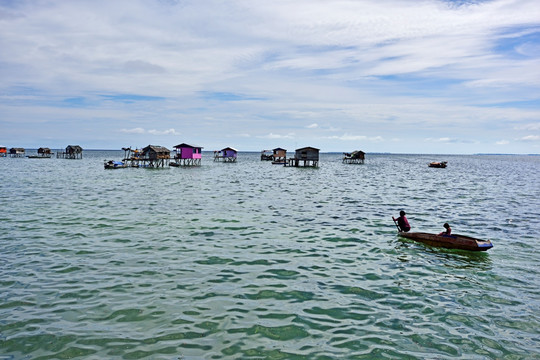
[171,143,203,166]
[286,147,319,167]
[138,145,170,168]
[0,146,7,157]
[214,147,237,162]
[38,147,52,158]
[57,145,83,159]
[9,148,25,157]
[27,147,52,158]
[272,147,287,164]
[343,150,365,164]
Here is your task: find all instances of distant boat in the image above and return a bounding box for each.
[27,155,52,159]
[104,160,127,169]
[429,161,447,168]
[398,231,493,251]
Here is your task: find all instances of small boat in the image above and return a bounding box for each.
[429,161,447,168]
[104,160,127,169]
[398,231,493,251]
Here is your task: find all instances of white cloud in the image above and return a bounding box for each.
[496,140,510,145]
[121,128,179,135]
[121,127,145,134]
[148,128,179,135]
[521,135,540,141]
[425,137,452,143]
[515,123,540,131]
[307,123,318,129]
[258,133,295,139]
[324,134,383,142]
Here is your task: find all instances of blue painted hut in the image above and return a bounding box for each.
[214,147,237,162]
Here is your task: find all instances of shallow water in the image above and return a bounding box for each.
[1,151,539,359]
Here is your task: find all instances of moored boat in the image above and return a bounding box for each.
[104,160,127,169]
[398,231,493,251]
[429,161,447,168]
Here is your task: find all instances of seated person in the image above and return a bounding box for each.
[393,211,411,232]
[438,223,452,236]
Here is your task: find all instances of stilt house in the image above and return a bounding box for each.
[287,146,319,167]
[38,147,52,157]
[214,147,237,162]
[172,143,203,166]
[0,146,6,157]
[9,148,25,157]
[272,148,287,163]
[58,145,83,159]
[140,145,170,167]
[343,150,365,164]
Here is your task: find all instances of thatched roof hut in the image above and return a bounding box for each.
[142,145,170,160]
[66,145,83,154]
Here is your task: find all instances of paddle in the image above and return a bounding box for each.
[392,217,401,232]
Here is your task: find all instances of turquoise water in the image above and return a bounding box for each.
[1,151,539,359]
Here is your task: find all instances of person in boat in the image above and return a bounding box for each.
[393,211,411,232]
[438,223,451,236]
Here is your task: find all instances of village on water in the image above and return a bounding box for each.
[2,143,495,251]
[0,144,372,168]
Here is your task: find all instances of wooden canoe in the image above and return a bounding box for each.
[428,161,447,168]
[398,231,493,251]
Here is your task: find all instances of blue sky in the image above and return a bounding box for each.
[1,0,539,154]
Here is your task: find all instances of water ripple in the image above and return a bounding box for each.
[1,152,539,358]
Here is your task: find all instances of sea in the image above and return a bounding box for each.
[1,151,539,360]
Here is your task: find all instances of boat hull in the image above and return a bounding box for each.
[429,162,447,168]
[104,161,127,169]
[398,232,493,251]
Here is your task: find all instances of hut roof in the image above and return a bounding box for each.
[296,146,319,152]
[38,147,51,152]
[10,147,25,152]
[273,147,287,151]
[221,147,238,152]
[142,145,170,153]
[66,145,83,152]
[174,143,203,149]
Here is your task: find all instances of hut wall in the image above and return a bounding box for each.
[295,149,318,161]
[180,147,201,159]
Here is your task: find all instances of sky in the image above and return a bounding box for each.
[1,0,539,154]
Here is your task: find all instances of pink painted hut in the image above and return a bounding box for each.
[172,143,203,166]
